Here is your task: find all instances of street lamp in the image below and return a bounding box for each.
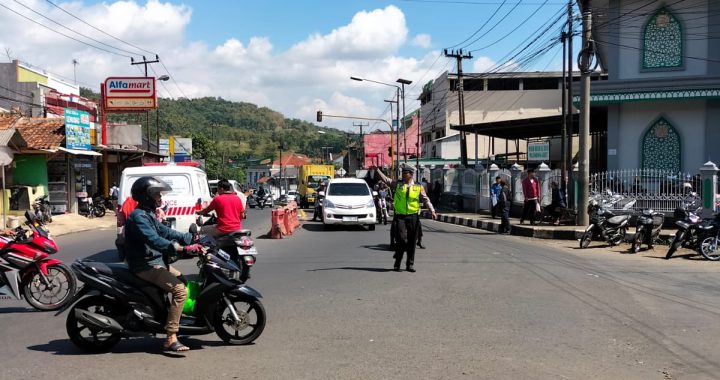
[156,75,170,153]
[396,78,412,165]
[350,76,401,178]
[278,144,284,197]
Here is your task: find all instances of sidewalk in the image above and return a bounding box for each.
[424,211,677,241]
[43,213,116,237]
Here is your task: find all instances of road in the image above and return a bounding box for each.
[1,208,719,379]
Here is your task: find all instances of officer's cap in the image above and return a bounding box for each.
[400,164,416,173]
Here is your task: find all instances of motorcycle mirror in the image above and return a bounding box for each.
[318,191,325,197]
[373,191,378,197]
[189,223,198,234]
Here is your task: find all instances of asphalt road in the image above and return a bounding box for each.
[1,209,720,379]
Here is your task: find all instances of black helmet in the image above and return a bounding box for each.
[131,176,171,210]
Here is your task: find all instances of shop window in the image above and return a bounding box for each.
[523,77,560,90]
[487,78,520,91]
[642,8,683,70]
[641,116,681,172]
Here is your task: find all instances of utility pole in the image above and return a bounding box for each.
[561,31,568,197]
[566,0,575,209]
[444,49,473,167]
[578,0,592,225]
[130,55,160,76]
[353,122,368,169]
[72,59,79,84]
[384,94,400,180]
[416,108,421,182]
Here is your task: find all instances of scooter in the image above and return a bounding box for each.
[666,195,704,259]
[257,194,273,210]
[32,195,53,224]
[58,224,265,353]
[629,209,664,253]
[579,194,636,249]
[312,193,325,222]
[0,210,77,310]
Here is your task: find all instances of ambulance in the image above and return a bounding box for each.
[115,162,212,259]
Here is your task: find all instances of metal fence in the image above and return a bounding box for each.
[589,169,701,212]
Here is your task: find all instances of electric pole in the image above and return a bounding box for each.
[444,49,473,167]
[566,0,575,209]
[561,31,568,197]
[130,55,160,76]
[578,0,593,225]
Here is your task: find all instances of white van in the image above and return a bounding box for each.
[115,163,212,257]
[208,179,247,209]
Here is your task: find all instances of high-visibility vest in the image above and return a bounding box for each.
[394,183,422,215]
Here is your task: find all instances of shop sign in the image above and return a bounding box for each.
[104,77,156,111]
[65,108,92,150]
[527,142,550,161]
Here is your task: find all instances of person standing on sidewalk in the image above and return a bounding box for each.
[375,164,436,272]
[490,176,502,219]
[498,179,512,234]
[520,168,541,225]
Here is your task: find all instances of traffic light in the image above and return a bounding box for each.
[316,111,322,122]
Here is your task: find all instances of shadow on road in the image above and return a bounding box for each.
[362,244,394,251]
[28,336,227,356]
[0,306,37,314]
[308,266,395,273]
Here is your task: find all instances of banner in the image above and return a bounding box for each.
[64,108,92,150]
[527,142,550,161]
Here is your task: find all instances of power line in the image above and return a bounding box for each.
[0,2,134,58]
[44,0,157,56]
[446,0,509,49]
[460,1,523,50]
[160,61,189,99]
[469,0,552,52]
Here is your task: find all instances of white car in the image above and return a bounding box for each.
[321,178,377,230]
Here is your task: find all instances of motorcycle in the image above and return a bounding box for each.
[0,211,77,310]
[32,195,53,224]
[579,193,636,249]
[257,194,273,210]
[58,224,265,353]
[312,193,325,222]
[629,209,665,253]
[694,214,720,261]
[666,195,704,259]
[92,194,114,217]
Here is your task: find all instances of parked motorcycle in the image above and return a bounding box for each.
[695,214,720,261]
[666,195,704,259]
[0,211,77,310]
[630,209,665,253]
[92,194,114,216]
[32,195,53,224]
[579,194,636,249]
[59,224,265,353]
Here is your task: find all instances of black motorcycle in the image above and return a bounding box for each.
[579,198,634,249]
[58,225,265,352]
[32,195,53,223]
[257,194,273,209]
[666,200,704,259]
[629,209,664,253]
[312,193,325,222]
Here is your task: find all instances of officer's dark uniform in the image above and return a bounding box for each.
[377,165,435,272]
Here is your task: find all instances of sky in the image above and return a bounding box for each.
[0,0,577,131]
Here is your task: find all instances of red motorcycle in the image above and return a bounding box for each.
[0,211,77,310]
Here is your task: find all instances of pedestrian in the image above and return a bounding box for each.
[109,182,119,200]
[375,164,437,272]
[432,180,442,205]
[546,181,567,225]
[499,178,511,234]
[520,168,540,225]
[490,176,502,219]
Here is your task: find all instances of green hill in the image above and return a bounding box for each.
[80,88,351,181]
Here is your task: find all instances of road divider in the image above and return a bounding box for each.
[269,201,302,239]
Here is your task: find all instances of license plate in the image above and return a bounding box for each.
[343,216,358,222]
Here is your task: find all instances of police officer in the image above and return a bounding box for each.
[375,164,436,272]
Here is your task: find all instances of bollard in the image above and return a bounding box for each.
[278,208,288,236]
[283,204,294,235]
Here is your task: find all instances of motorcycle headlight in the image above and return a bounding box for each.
[366,199,376,208]
[324,199,335,209]
[220,267,241,281]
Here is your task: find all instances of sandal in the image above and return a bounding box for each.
[163,341,190,352]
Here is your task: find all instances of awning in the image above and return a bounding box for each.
[450,111,606,140]
[57,147,103,156]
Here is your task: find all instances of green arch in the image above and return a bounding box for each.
[641,116,681,172]
[642,7,683,70]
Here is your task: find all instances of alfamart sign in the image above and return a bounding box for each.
[103,77,156,111]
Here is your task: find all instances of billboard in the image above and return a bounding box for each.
[527,142,550,161]
[159,137,193,161]
[103,77,157,111]
[64,108,92,150]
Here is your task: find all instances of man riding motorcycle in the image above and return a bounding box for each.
[124,176,203,353]
[195,179,245,238]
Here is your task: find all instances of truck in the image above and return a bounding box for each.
[298,164,334,208]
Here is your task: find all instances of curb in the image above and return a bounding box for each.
[424,212,678,242]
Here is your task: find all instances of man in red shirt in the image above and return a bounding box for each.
[196,179,245,237]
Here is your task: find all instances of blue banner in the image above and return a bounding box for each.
[64,108,92,150]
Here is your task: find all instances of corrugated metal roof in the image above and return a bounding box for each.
[0,127,26,147]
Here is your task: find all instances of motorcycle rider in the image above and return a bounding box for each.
[124,176,203,353]
[195,179,245,238]
[313,180,328,222]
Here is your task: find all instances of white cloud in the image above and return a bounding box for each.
[411,34,432,48]
[0,1,444,130]
[472,56,519,73]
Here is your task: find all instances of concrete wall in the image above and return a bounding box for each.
[613,100,707,171]
[616,0,708,80]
